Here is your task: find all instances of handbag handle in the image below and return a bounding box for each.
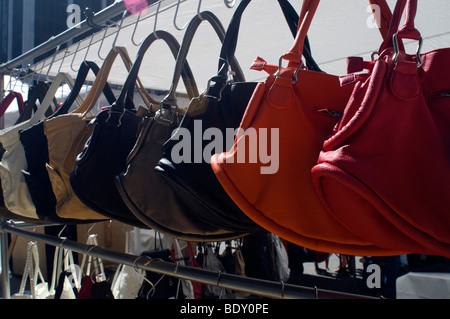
[112,29,199,117]
[160,11,240,108]
[72,46,156,117]
[0,91,25,120]
[51,61,116,118]
[19,72,77,128]
[213,0,321,91]
[378,0,421,59]
[15,82,58,125]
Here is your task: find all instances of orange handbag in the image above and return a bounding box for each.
[211,0,405,256]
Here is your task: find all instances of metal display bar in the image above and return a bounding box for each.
[0,0,127,73]
[0,222,374,300]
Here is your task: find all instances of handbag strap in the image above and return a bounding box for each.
[72,46,156,117]
[111,29,199,117]
[51,61,116,118]
[15,82,53,125]
[25,72,76,127]
[378,0,421,54]
[0,91,24,119]
[160,11,239,108]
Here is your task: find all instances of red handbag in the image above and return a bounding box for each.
[312,0,450,257]
[211,0,404,256]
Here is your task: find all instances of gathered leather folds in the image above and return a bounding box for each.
[311,0,450,257]
[211,0,404,256]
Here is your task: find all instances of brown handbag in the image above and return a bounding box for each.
[44,46,154,221]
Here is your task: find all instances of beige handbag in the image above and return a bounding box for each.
[44,46,153,221]
[0,73,80,219]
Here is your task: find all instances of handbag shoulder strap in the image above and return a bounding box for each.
[160,11,236,108]
[51,60,116,118]
[26,72,76,126]
[208,0,320,99]
[111,29,199,118]
[378,0,420,54]
[0,91,24,119]
[72,46,156,116]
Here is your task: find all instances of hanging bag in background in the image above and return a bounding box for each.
[12,241,50,299]
[267,233,290,283]
[70,30,198,228]
[0,72,76,220]
[53,247,80,299]
[202,245,234,299]
[211,0,405,256]
[311,0,450,257]
[44,46,150,221]
[154,0,320,235]
[115,11,246,242]
[19,61,116,223]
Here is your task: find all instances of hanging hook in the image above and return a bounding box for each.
[196,0,204,21]
[70,41,83,72]
[97,27,110,61]
[173,0,188,31]
[280,281,285,298]
[111,11,128,49]
[153,2,162,39]
[44,45,61,82]
[133,256,155,287]
[131,11,145,46]
[224,0,237,8]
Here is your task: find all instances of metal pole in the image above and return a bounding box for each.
[0,220,10,299]
[0,222,374,299]
[0,0,127,73]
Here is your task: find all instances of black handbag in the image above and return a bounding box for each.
[153,0,322,233]
[19,61,116,223]
[69,30,199,227]
[115,11,247,241]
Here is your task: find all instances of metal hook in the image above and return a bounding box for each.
[224,0,237,8]
[111,11,128,49]
[131,11,145,46]
[196,0,204,21]
[173,0,188,31]
[70,41,83,72]
[153,2,162,39]
[133,256,155,287]
[314,286,319,299]
[280,281,285,298]
[44,45,61,82]
[97,27,110,61]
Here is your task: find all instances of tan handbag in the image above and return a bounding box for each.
[0,73,79,219]
[44,46,153,221]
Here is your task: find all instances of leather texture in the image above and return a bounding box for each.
[311,0,450,257]
[115,11,247,242]
[211,0,404,256]
[154,0,319,234]
[70,30,199,227]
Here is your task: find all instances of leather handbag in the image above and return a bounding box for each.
[154,0,321,235]
[44,46,151,221]
[211,0,404,256]
[311,0,450,257]
[19,61,116,223]
[115,11,247,242]
[0,72,77,219]
[70,30,199,228]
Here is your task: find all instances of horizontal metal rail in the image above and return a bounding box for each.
[0,222,375,300]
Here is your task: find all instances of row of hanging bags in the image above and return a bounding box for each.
[311,0,450,257]
[0,72,80,220]
[210,0,407,256]
[42,46,156,222]
[70,30,199,228]
[114,10,249,241]
[153,0,320,237]
[19,61,117,223]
